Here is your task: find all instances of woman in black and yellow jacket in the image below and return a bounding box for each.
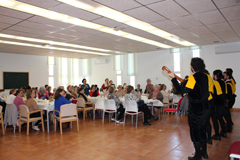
[211,70,227,140]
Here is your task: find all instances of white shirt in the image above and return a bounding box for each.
[6,94,16,104]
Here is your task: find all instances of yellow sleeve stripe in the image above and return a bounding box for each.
[225,82,228,94]
[207,74,214,93]
[213,81,223,95]
[208,93,213,100]
[186,74,196,89]
[231,78,236,93]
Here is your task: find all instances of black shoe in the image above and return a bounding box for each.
[201,152,208,159]
[154,116,158,121]
[150,116,155,120]
[188,155,202,160]
[225,128,232,133]
[143,122,151,125]
[211,135,221,140]
[231,121,234,125]
[207,139,212,145]
[219,132,227,138]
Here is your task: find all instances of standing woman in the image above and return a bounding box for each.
[102,78,110,92]
[81,79,90,96]
[26,89,45,131]
[54,88,72,128]
[211,70,227,140]
[13,89,26,112]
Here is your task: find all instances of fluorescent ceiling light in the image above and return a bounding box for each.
[126,21,155,31]
[0,0,15,6]
[0,0,173,49]
[95,8,131,22]
[0,40,110,56]
[56,0,195,47]
[0,33,114,53]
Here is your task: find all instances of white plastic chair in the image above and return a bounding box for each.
[0,105,5,135]
[54,103,79,135]
[124,100,144,128]
[95,98,105,123]
[19,105,44,135]
[104,99,117,124]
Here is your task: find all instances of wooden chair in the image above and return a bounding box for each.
[0,105,5,135]
[54,103,79,135]
[19,105,44,135]
[76,98,94,120]
[124,100,144,128]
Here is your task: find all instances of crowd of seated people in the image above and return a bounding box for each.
[1,77,183,130]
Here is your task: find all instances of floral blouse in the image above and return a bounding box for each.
[107,93,122,107]
[125,93,141,102]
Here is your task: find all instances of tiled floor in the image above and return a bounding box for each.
[0,109,240,160]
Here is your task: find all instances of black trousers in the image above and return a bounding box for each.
[117,104,125,120]
[138,104,152,123]
[30,112,42,126]
[212,104,225,135]
[0,102,6,117]
[205,105,212,140]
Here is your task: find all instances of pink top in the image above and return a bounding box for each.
[152,90,159,98]
[13,96,26,111]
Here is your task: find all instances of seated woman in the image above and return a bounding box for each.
[14,89,26,112]
[78,88,91,103]
[26,89,45,131]
[125,85,158,126]
[6,89,16,104]
[47,86,54,99]
[115,85,125,97]
[135,84,142,93]
[66,85,77,99]
[107,86,125,122]
[38,86,49,100]
[148,85,163,117]
[90,86,99,97]
[54,88,72,128]
[160,84,171,97]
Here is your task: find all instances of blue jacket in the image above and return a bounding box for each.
[81,84,90,96]
[54,96,72,116]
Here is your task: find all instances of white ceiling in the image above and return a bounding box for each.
[0,0,239,58]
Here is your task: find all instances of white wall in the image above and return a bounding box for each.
[0,52,48,95]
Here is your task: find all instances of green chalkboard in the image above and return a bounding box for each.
[3,72,29,89]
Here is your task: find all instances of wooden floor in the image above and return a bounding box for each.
[0,109,240,160]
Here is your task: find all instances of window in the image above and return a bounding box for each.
[82,59,90,84]
[114,55,122,87]
[173,52,181,78]
[192,49,200,57]
[73,58,80,85]
[127,53,135,87]
[48,57,55,90]
[130,76,135,88]
[61,58,68,89]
